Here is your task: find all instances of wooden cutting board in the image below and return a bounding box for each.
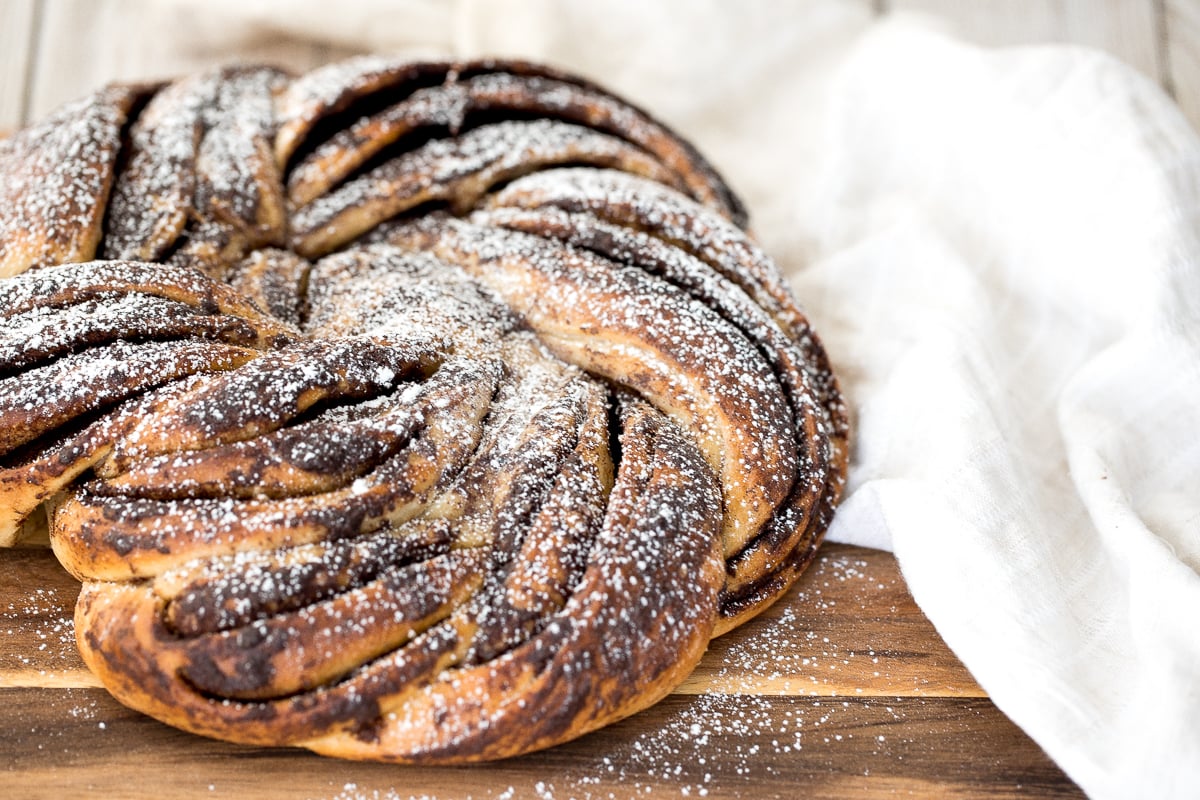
[0,542,1082,799]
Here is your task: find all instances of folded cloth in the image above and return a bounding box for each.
[796,20,1200,799]
[40,1,1200,795]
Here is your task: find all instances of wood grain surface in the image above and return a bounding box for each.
[0,543,1084,799]
[0,0,36,130]
[1165,0,1200,129]
[889,0,1161,78]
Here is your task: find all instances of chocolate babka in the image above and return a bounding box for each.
[0,58,848,762]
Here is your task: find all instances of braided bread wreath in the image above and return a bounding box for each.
[0,59,848,763]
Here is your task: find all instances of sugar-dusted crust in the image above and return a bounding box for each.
[0,58,847,761]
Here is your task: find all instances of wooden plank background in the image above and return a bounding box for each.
[0,0,37,131]
[1,543,1085,799]
[1,0,1198,133]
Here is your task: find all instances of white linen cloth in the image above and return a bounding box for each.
[58,1,1200,795]
[801,21,1200,800]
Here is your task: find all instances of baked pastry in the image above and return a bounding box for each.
[0,58,848,762]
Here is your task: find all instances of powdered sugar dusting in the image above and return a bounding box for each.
[1,584,79,679]
[286,69,695,208]
[0,86,135,275]
[0,56,848,768]
[292,119,672,257]
[380,215,800,559]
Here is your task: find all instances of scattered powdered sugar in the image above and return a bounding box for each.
[701,553,912,698]
[275,54,433,144]
[380,214,802,558]
[0,85,134,273]
[103,75,206,260]
[0,585,80,678]
[292,118,670,256]
[305,690,913,799]
[0,338,252,456]
[485,167,836,400]
[286,68,695,208]
[107,66,288,268]
[0,56,852,775]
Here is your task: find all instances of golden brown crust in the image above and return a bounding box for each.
[75,397,725,762]
[0,58,847,762]
[0,84,147,278]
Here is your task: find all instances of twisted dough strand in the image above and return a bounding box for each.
[0,58,847,761]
